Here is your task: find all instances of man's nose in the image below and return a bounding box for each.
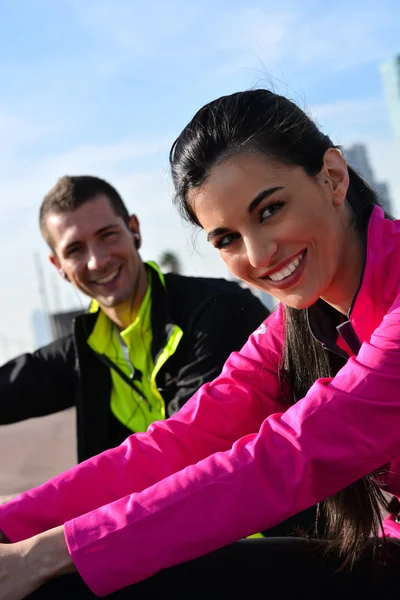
[87,245,109,272]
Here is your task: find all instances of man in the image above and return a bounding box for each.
[0,176,268,462]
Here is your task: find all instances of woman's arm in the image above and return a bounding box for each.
[61,299,400,596]
[0,312,284,544]
[0,526,73,600]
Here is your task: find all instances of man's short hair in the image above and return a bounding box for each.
[39,175,130,250]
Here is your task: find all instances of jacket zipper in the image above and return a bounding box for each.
[95,353,151,410]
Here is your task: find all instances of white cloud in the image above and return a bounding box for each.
[73,0,202,58]
[308,97,390,144]
[213,3,398,82]
[310,97,384,122]
[0,109,19,133]
[0,108,55,177]
[0,135,172,223]
[72,2,397,78]
[26,138,173,197]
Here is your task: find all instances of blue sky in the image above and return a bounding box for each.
[0,0,399,355]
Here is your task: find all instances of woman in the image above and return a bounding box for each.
[2,89,400,599]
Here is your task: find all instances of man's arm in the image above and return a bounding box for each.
[168,291,269,414]
[0,336,77,424]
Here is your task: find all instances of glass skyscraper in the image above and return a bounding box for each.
[344,143,393,214]
[381,54,400,154]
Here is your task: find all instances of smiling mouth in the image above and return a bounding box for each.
[92,266,122,286]
[262,251,306,283]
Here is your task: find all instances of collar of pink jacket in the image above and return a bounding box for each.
[306,205,399,355]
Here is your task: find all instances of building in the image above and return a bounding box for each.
[49,309,84,340]
[344,143,393,214]
[381,54,400,155]
[374,182,392,215]
[344,144,374,184]
[31,310,52,348]
[31,308,84,349]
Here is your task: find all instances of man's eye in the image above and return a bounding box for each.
[215,232,240,249]
[259,201,284,222]
[66,247,80,257]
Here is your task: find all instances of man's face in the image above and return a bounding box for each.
[47,194,143,308]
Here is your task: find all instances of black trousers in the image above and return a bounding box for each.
[28,537,400,599]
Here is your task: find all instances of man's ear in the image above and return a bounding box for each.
[128,214,140,234]
[128,215,141,249]
[49,253,60,270]
[49,253,69,281]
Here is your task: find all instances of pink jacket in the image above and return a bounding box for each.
[2,206,400,596]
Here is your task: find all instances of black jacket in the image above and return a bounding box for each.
[0,272,268,462]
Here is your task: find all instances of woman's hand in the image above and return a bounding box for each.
[0,540,42,600]
[0,531,9,544]
[0,526,76,600]
[0,494,17,506]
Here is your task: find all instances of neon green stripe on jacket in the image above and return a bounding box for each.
[87,263,182,432]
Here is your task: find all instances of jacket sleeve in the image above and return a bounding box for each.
[382,511,400,538]
[381,457,400,537]
[167,291,269,414]
[0,310,285,541]
[0,336,77,424]
[6,298,400,597]
[64,296,400,595]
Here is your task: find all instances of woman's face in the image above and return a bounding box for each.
[189,149,358,311]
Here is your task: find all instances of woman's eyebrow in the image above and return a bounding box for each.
[247,186,284,214]
[207,227,230,243]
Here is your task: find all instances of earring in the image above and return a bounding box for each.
[133,233,140,249]
[59,269,68,280]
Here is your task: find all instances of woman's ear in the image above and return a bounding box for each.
[321,148,349,208]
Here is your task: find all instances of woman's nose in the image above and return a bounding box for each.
[246,238,278,269]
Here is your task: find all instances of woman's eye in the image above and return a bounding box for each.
[259,201,284,222]
[215,232,240,249]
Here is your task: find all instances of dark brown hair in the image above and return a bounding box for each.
[39,175,130,249]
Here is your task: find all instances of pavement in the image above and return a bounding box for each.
[0,408,76,499]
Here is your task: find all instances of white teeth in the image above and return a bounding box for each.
[268,253,304,282]
[95,269,120,284]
